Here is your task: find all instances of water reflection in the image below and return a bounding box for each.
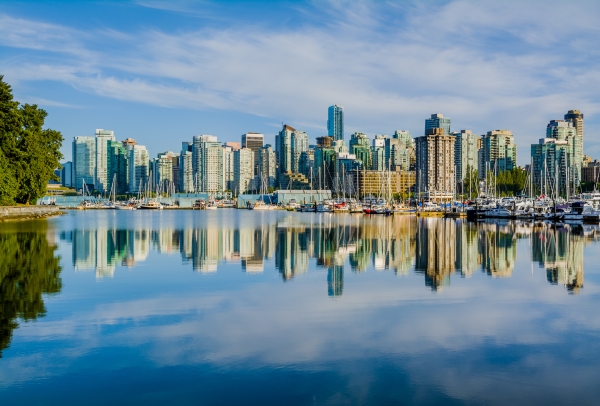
[0,222,62,357]
[57,213,597,296]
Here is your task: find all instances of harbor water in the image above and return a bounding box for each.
[1,210,600,405]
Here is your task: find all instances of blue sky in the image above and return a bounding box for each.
[1,0,600,164]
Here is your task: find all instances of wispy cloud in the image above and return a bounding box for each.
[1,1,600,160]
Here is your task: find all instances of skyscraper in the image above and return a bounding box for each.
[72,136,96,192]
[415,128,455,202]
[234,147,254,194]
[451,130,479,185]
[257,145,277,189]
[241,133,264,175]
[95,129,116,193]
[425,114,451,136]
[327,104,344,141]
[193,135,223,193]
[128,145,149,193]
[479,130,517,179]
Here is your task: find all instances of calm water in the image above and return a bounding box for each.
[1,210,600,405]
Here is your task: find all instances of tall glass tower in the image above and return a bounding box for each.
[327,104,344,141]
[425,113,451,135]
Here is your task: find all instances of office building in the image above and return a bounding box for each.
[425,113,451,136]
[107,141,129,194]
[193,135,223,193]
[95,129,116,193]
[327,104,344,141]
[72,136,96,192]
[415,128,455,202]
[61,161,73,188]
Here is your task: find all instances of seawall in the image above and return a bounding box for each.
[0,206,65,222]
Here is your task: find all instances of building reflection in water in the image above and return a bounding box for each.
[58,214,598,295]
[532,224,587,294]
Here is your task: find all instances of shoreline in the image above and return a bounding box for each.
[0,206,66,222]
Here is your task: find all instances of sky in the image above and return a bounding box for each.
[1,0,600,164]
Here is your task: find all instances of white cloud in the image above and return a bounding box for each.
[1,1,600,162]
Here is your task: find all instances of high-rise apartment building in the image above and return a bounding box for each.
[371,135,386,171]
[327,104,344,141]
[222,146,235,192]
[152,156,173,192]
[193,135,223,193]
[415,128,455,202]
[107,140,129,194]
[349,132,371,169]
[276,125,294,176]
[291,131,309,174]
[257,145,277,189]
[72,136,96,192]
[392,130,415,171]
[564,110,584,139]
[179,142,193,192]
[179,152,194,193]
[203,138,223,193]
[156,151,180,192]
[242,133,264,175]
[128,145,149,193]
[95,129,116,193]
[276,124,309,187]
[451,130,479,184]
[234,147,254,194]
[479,130,516,179]
[531,119,582,196]
[425,114,451,136]
[313,137,336,190]
[531,138,570,197]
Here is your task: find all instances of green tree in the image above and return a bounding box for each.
[461,165,479,199]
[0,76,63,205]
[0,222,62,357]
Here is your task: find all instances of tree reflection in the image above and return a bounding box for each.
[0,222,62,357]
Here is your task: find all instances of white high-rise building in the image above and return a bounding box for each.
[234,147,254,194]
[222,146,235,192]
[179,151,194,192]
[95,129,115,193]
[128,145,149,193]
[451,130,479,184]
[192,135,223,193]
[72,136,96,192]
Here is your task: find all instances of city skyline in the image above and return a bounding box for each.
[2,1,600,165]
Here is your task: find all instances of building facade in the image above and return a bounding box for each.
[479,130,517,179]
[234,147,254,194]
[128,145,149,194]
[451,130,479,185]
[72,136,96,192]
[327,104,344,141]
[415,128,455,202]
[95,129,116,193]
[425,114,451,136]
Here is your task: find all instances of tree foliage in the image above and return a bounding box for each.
[495,168,528,196]
[0,222,62,357]
[0,76,63,205]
